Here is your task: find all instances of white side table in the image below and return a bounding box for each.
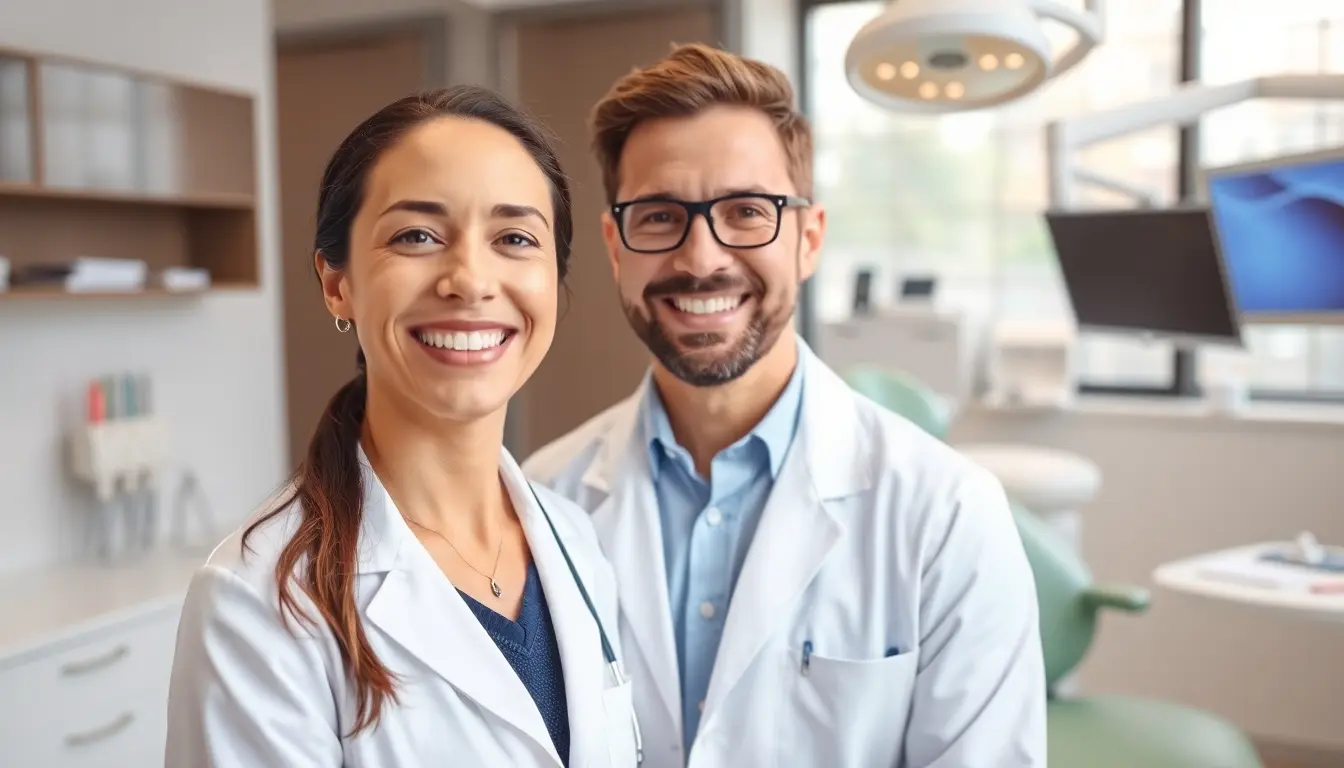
[1153,543,1344,625]
[957,443,1102,552]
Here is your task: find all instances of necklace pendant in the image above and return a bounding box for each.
[490,580,502,598]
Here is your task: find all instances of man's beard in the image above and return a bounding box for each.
[622,271,792,387]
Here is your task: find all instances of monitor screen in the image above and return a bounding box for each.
[852,268,874,314]
[1044,207,1241,345]
[899,275,937,300]
[1205,149,1344,320]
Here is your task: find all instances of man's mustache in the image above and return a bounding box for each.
[644,272,760,300]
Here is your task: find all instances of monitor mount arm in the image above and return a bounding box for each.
[1046,74,1344,208]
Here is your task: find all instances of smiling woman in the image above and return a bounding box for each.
[163,87,641,768]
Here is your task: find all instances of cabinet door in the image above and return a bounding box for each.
[0,607,179,767]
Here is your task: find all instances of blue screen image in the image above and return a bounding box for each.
[1207,155,1344,315]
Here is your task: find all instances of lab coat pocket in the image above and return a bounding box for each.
[602,681,640,767]
[788,651,918,767]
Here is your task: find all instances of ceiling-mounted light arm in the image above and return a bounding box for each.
[1047,74,1344,209]
[1030,0,1105,79]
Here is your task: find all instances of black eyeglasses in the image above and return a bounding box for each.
[611,192,811,254]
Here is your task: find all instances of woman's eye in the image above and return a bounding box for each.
[499,232,538,248]
[394,229,436,246]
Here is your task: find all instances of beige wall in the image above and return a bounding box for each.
[276,32,432,468]
[951,402,1344,752]
[501,3,723,455]
[274,0,446,32]
[274,0,496,88]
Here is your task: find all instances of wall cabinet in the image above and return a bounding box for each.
[0,49,258,299]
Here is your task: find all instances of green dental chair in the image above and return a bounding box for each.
[840,365,954,441]
[842,365,1264,768]
[1013,503,1263,767]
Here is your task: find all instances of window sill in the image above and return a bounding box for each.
[969,393,1344,435]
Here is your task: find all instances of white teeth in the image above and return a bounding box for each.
[672,296,742,315]
[415,329,508,351]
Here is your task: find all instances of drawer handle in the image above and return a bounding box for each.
[59,643,130,676]
[64,711,135,747]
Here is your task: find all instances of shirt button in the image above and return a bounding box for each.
[698,699,706,713]
[705,507,723,526]
[699,601,716,619]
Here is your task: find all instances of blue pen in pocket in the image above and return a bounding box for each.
[801,640,813,675]
[885,646,901,658]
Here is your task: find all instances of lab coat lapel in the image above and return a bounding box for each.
[359,458,561,766]
[583,388,684,741]
[501,451,606,768]
[702,343,872,722]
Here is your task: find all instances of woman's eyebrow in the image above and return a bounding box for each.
[493,203,550,230]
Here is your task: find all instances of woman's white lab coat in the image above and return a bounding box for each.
[165,448,639,768]
[523,339,1047,768]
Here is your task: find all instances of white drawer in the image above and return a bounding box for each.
[0,607,180,768]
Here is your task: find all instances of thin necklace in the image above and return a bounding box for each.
[404,517,506,598]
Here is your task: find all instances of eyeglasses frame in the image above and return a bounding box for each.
[610,192,812,254]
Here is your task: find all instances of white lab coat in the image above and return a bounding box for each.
[165,447,640,768]
[523,340,1046,768]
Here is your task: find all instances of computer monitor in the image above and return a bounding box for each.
[1203,145,1344,324]
[1044,207,1243,347]
[852,268,874,315]
[899,275,938,302]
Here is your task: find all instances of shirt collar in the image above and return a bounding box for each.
[640,360,805,481]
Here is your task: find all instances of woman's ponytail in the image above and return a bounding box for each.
[242,359,396,734]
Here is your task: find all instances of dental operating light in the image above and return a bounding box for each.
[845,0,1105,114]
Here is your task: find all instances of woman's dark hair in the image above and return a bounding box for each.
[241,86,573,735]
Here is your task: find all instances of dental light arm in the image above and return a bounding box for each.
[1032,0,1106,80]
[1047,73,1344,207]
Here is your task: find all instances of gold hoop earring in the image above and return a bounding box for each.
[334,316,352,333]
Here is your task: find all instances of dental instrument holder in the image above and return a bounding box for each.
[69,415,169,561]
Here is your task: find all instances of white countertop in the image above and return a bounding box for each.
[1153,542,1344,625]
[0,548,210,666]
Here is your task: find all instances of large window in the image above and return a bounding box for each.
[1199,1,1344,394]
[804,0,1186,389]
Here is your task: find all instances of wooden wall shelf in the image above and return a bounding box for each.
[0,285,255,301]
[0,182,253,210]
[0,288,206,300]
[0,48,259,296]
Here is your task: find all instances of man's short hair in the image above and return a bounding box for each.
[589,42,814,205]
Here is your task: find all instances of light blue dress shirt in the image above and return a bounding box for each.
[639,364,804,754]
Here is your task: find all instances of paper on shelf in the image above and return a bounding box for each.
[159,267,211,292]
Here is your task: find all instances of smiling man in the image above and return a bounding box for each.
[524,43,1045,768]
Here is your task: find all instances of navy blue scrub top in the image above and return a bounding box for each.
[460,560,571,765]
